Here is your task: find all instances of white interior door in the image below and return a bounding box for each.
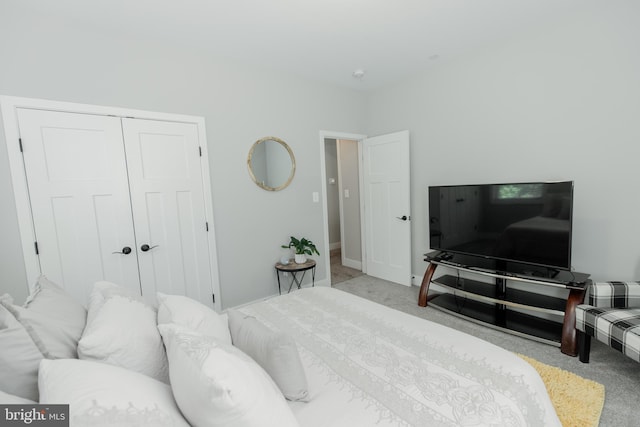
[16,109,141,303]
[362,130,411,286]
[122,119,214,308]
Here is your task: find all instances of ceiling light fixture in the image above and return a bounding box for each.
[352,69,366,81]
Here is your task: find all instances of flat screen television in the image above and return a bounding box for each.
[428,181,573,274]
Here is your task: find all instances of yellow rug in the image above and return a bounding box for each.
[517,354,605,427]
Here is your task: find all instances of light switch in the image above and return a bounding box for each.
[344,189,350,198]
[312,192,319,203]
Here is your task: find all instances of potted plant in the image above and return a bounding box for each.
[282,236,320,264]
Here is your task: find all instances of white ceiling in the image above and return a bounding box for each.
[6,0,584,91]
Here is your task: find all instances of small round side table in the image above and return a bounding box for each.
[275,259,316,294]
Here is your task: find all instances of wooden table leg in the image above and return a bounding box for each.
[560,286,587,356]
[418,262,438,307]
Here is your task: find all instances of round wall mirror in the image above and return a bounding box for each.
[247,136,296,191]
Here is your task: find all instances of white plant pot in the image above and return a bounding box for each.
[294,254,307,264]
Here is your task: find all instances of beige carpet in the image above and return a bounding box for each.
[518,354,605,427]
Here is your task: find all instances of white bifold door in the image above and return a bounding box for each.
[16,108,216,308]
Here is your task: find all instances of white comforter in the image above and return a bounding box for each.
[237,287,560,427]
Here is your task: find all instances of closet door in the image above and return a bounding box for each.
[16,109,141,303]
[122,119,214,308]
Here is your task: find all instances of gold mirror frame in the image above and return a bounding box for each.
[247,136,296,191]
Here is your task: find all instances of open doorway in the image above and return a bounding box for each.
[319,131,366,286]
[324,138,363,285]
[320,130,413,287]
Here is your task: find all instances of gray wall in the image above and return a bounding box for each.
[324,139,341,247]
[337,140,362,265]
[365,2,640,282]
[2,3,638,307]
[0,9,366,307]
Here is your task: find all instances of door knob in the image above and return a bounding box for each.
[112,246,132,255]
[140,244,159,252]
[396,215,410,221]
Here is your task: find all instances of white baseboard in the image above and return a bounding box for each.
[329,242,341,250]
[342,258,362,270]
[314,278,331,288]
[412,274,421,287]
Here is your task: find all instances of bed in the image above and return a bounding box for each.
[238,287,560,426]
[0,278,561,427]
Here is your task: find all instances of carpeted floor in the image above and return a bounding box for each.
[332,275,640,427]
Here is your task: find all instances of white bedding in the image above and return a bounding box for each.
[237,287,560,427]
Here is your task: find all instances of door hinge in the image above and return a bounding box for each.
[212,293,215,304]
[199,146,202,157]
[34,241,39,255]
[206,221,209,232]
[19,138,23,153]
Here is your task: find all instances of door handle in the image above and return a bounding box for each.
[112,246,132,255]
[140,244,159,252]
[396,215,410,221]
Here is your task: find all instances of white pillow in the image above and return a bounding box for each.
[0,276,87,359]
[78,283,169,383]
[157,292,231,344]
[158,323,300,427]
[85,280,139,324]
[227,309,309,401]
[38,358,189,427]
[0,303,43,401]
[0,389,37,404]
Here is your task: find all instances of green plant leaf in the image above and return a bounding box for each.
[282,236,320,256]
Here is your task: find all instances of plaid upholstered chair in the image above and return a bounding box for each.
[575,281,640,363]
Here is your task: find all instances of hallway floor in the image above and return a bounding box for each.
[330,248,363,285]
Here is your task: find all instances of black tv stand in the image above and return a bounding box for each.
[418,252,590,356]
[438,252,455,261]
